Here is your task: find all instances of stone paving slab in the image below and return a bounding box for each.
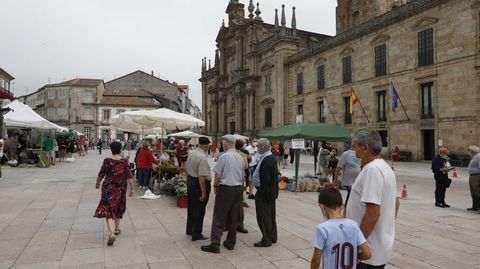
[0,151,479,268]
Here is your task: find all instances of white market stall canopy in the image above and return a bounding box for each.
[110,115,166,135]
[169,130,208,138]
[3,100,66,131]
[169,130,212,145]
[115,108,205,130]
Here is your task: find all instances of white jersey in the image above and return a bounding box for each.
[312,219,366,269]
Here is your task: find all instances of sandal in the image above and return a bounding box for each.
[107,234,116,246]
[114,229,121,235]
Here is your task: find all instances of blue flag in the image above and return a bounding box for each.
[391,81,399,112]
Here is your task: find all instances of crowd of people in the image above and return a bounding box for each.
[90,127,480,269]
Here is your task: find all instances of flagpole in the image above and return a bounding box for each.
[327,104,339,125]
[351,87,370,123]
[391,81,410,121]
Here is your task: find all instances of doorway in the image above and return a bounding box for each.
[422,130,435,160]
[229,121,236,134]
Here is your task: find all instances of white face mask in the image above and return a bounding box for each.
[349,150,360,165]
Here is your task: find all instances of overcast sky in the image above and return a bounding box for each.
[1,0,336,109]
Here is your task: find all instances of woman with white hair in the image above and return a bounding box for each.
[467,145,480,212]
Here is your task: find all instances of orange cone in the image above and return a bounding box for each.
[452,169,458,178]
[391,163,396,171]
[401,184,408,199]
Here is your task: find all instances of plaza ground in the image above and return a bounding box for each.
[0,150,479,269]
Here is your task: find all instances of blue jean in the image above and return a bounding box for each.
[137,168,151,187]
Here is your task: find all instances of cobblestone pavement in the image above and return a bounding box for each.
[0,150,479,269]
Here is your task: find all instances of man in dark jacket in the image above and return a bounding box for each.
[252,138,278,247]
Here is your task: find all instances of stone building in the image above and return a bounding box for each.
[105,70,189,113]
[97,89,159,140]
[21,78,105,140]
[201,0,480,161]
[0,67,16,106]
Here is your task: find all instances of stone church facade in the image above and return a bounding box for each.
[201,0,480,161]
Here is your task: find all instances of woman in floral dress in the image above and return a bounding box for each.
[94,141,135,246]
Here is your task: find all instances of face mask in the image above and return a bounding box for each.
[354,145,367,162]
[253,142,257,147]
[441,155,449,160]
[350,150,360,165]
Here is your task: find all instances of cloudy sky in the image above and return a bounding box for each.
[1,0,336,108]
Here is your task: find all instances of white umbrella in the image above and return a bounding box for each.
[169,130,206,138]
[170,130,212,146]
[110,115,165,137]
[117,108,204,130]
[114,108,204,154]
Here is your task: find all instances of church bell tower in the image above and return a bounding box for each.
[336,0,407,34]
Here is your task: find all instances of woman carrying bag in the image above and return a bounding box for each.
[431,147,455,208]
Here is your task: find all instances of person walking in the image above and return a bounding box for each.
[253,138,279,248]
[185,137,212,241]
[135,142,159,189]
[94,141,135,246]
[467,145,480,212]
[201,135,244,253]
[431,148,455,208]
[332,148,361,209]
[346,127,400,269]
[96,139,102,155]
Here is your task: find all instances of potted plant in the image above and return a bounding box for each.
[176,186,188,208]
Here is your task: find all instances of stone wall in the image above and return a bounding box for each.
[287,0,479,160]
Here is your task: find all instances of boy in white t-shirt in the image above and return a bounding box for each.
[311,188,371,269]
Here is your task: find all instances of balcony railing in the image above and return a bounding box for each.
[0,85,15,100]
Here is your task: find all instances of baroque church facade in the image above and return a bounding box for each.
[200,0,480,161]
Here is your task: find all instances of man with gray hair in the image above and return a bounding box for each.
[253,138,279,247]
[201,134,245,253]
[467,145,480,212]
[346,127,400,269]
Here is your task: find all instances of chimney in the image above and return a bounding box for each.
[151,70,154,76]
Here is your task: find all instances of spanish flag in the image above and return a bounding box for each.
[349,87,359,115]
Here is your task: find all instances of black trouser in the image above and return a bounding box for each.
[210,185,242,246]
[186,176,211,238]
[469,174,480,209]
[344,185,352,207]
[255,194,277,245]
[434,175,447,204]
[358,263,385,269]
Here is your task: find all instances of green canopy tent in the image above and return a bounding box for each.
[258,122,352,191]
[56,130,76,137]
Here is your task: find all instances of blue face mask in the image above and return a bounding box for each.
[350,150,360,165]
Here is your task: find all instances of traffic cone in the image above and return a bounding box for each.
[391,162,396,171]
[452,169,458,178]
[401,184,408,199]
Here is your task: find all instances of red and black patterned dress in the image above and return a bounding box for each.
[94,158,133,219]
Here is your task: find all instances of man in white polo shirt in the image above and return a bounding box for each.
[346,127,400,269]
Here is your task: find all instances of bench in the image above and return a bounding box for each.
[398,151,412,162]
[449,153,470,167]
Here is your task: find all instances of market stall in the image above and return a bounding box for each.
[112,108,205,203]
[258,122,352,192]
